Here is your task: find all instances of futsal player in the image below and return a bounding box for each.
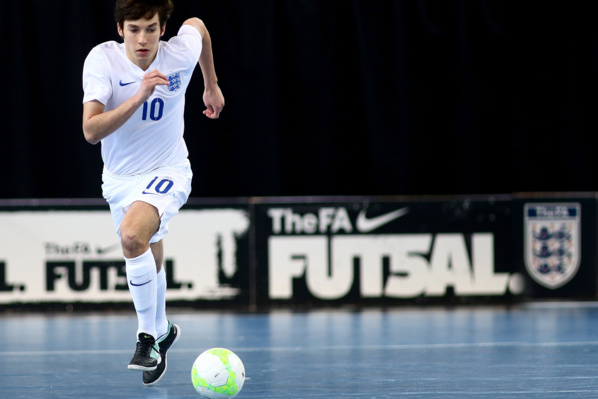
[81,0,224,386]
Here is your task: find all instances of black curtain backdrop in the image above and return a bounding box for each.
[0,0,596,199]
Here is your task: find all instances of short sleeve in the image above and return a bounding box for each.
[171,24,203,64]
[82,46,112,105]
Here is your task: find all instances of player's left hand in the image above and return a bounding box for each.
[203,85,225,119]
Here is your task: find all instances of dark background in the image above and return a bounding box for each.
[1,0,596,200]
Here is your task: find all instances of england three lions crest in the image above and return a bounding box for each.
[168,72,182,92]
[524,203,581,289]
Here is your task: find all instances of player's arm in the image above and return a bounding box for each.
[82,97,142,145]
[183,17,225,119]
[82,70,169,144]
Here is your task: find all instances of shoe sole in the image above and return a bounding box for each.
[128,364,158,371]
[129,353,162,371]
[143,325,181,386]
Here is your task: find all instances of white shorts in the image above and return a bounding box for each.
[101,159,192,244]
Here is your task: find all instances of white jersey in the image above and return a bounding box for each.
[82,25,202,176]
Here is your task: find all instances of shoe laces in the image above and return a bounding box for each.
[135,334,155,356]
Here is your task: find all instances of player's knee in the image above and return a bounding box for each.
[121,230,148,258]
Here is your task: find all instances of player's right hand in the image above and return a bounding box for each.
[138,69,169,103]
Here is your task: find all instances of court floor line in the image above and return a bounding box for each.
[4,339,598,356]
[394,390,598,396]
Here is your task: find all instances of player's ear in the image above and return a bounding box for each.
[117,23,124,38]
[160,23,166,37]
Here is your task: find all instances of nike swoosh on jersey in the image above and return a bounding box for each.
[119,80,136,86]
[130,279,153,287]
[356,207,409,233]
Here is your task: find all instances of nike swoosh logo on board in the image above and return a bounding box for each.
[130,279,152,287]
[356,207,409,233]
[96,243,120,255]
[119,80,136,86]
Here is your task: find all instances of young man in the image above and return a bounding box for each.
[82,0,224,386]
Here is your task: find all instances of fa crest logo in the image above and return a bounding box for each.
[168,72,182,92]
[524,203,581,289]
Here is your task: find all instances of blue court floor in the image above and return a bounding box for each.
[2,302,598,398]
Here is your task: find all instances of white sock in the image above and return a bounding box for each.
[126,248,157,339]
[155,266,169,340]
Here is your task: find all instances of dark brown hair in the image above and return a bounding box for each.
[114,0,174,28]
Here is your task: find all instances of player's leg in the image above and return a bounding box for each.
[137,160,191,383]
[122,201,162,371]
[121,200,160,258]
[143,240,181,386]
[149,240,169,337]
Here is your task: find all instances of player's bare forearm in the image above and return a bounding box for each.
[183,18,225,118]
[82,96,144,144]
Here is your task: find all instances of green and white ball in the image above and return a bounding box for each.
[191,348,246,398]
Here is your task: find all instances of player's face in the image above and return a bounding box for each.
[118,14,165,70]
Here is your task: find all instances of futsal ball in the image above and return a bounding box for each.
[191,348,246,398]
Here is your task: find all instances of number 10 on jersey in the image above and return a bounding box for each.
[142,98,164,121]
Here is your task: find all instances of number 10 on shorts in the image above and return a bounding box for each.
[143,177,174,195]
